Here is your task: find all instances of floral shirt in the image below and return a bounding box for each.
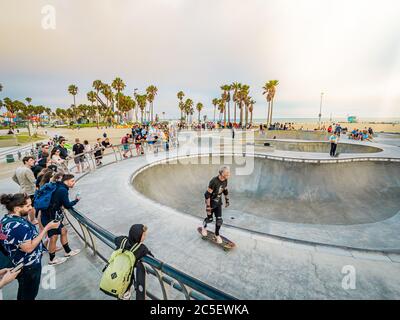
[0,214,45,266]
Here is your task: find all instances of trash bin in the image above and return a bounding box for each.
[6,154,15,163]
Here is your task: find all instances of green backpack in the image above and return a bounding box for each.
[100,238,141,299]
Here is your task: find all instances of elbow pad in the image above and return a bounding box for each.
[204,191,212,199]
[223,189,229,196]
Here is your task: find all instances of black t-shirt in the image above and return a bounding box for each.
[102,141,111,148]
[208,176,228,207]
[58,146,68,159]
[72,143,85,155]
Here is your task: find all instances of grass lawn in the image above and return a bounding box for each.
[0,133,46,144]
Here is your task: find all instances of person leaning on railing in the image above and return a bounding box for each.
[114,224,153,300]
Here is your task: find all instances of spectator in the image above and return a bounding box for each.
[121,133,131,158]
[94,138,104,166]
[35,168,53,189]
[334,123,342,136]
[114,224,153,300]
[83,140,92,153]
[72,138,85,174]
[329,132,339,157]
[102,138,112,149]
[51,148,68,173]
[40,174,81,266]
[0,193,60,300]
[12,156,37,225]
[57,139,69,160]
[38,144,50,159]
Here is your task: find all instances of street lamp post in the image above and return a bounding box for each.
[318,92,324,130]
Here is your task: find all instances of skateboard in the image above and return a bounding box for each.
[197,227,236,251]
[334,152,340,158]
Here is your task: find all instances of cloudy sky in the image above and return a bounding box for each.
[1,0,399,119]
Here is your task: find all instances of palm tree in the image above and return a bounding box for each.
[101,84,114,108]
[196,102,203,122]
[118,95,136,123]
[87,91,96,106]
[263,80,279,128]
[92,80,103,124]
[212,98,218,123]
[111,77,126,113]
[231,82,241,123]
[184,98,193,123]
[237,85,249,127]
[146,85,158,122]
[68,85,78,107]
[218,99,225,123]
[221,85,232,124]
[136,94,147,123]
[177,91,185,120]
[45,107,52,123]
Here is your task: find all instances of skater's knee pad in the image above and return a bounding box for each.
[216,217,223,227]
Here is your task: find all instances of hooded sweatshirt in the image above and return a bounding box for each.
[114,224,153,261]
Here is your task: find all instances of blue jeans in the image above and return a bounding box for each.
[17,263,42,300]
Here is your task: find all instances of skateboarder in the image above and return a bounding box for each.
[201,166,230,244]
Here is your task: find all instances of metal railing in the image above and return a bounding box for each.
[59,138,236,300]
[65,206,237,300]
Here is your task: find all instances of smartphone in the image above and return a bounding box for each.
[11,263,23,273]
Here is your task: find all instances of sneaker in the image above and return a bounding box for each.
[64,249,81,258]
[215,235,223,244]
[48,257,68,265]
[201,228,208,237]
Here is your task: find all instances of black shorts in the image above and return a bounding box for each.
[41,214,64,238]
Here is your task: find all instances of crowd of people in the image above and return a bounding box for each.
[0,123,178,300]
[348,127,374,141]
[1,163,81,299]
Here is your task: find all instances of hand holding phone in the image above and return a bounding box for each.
[11,263,23,273]
[47,220,61,230]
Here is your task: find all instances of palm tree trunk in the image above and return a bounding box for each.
[269,99,274,126]
[73,95,76,107]
[234,102,237,124]
[266,102,271,128]
[224,104,227,125]
[250,110,253,125]
[198,111,200,123]
[245,105,249,127]
[228,101,230,124]
[240,102,243,127]
[213,106,216,122]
